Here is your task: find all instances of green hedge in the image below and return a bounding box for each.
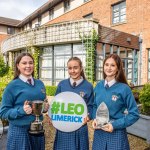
[139,83,150,115]
[0,82,7,103]
[45,85,57,96]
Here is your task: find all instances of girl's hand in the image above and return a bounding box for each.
[23,100,32,114]
[83,115,90,125]
[101,123,113,132]
[92,119,98,129]
[43,99,49,113]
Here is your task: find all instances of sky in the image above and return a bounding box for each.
[0,0,49,20]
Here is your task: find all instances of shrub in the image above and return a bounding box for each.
[132,88,141,103]
[139,83,150,115]
[45,85,57,96]
[0,82,7,103]
[0,68,14,83]
[0,54,9,77]
[0,68,13,103]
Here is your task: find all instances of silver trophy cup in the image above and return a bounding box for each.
[28,100,45,134]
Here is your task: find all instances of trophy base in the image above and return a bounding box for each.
[96,123,108,129]
[29,121,44,135]
[28,129,45,135]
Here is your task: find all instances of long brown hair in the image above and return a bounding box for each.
[67,57,86,79]
[14,52,34,79]
[103,54,128,85]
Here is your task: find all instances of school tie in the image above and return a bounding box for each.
[73,82,76,87]
[27,78,32,85]
[105,83,109,89]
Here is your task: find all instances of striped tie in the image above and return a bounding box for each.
[105,83,109,89]
[73,82,76,87]
[27,78,32,85]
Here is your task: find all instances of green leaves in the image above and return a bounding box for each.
[80,29,99,83]
[139,83,150,115]
[32,47,40,79]
[45,85,57,96]
[0,54,9,77]
[27,46,41,79]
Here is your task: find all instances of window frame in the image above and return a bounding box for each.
[83,13,93,19]
[148,49,150,80]
[49,9,54,20]
[38,16,41,26]
[7,27,15,34]
[84,0,89,2]
[64,0,70,12]
[112,1,126,24]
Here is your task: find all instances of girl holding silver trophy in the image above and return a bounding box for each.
[0,52,49,150]
[92,54,139,150]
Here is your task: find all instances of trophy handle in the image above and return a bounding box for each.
[42,99,49,113]
[26,101,33,113]
[44,99,48,103]
[27,100,44,115]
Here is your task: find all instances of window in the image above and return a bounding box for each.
[7,27,15,34]
[49,9,54,20]
[38,16,41,26]
[83,13,93,19]
[64,0,70,12]
[29,22,32,28]
[39,43,86,85]
[35,24,40,28]
[84,0,89,2]
[112,1,126,24]
[148,49,150,80]
[95,43,138,83]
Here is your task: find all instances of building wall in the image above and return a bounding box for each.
[19,0,89,30]
[0,25,8,34]
[41,11,49,25]
[45,0,149,84]
[1,0,149,84]
[0,34,9,53]
[0,23,19,53]
[32,18,39,27]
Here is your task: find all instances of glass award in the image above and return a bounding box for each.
[96,102,109,128]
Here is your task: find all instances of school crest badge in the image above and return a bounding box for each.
[112,95,118,101]
[79,91,85,98]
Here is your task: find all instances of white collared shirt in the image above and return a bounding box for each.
[19,74,34,85]
[70,76,83,87]
[104,78,116,88]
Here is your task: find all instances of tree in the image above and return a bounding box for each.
[0,54,9,77]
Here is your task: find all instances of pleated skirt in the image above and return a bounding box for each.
[54,124,89,150]
[92,129,130,150]
[7,123,45,150]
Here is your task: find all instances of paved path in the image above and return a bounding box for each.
[0,129,7,150]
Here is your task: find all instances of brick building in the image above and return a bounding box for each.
[1,0,149,85]
[0,17,20,46]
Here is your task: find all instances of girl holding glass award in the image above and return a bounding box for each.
[0,53,49,150]
[92,54,139,150]
[53,57,94,150]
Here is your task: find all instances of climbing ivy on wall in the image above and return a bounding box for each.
[27,46,41,79]
[33,47,41,79]
[80,29,99,83]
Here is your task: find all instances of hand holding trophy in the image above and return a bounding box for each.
[93,102,109,129]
